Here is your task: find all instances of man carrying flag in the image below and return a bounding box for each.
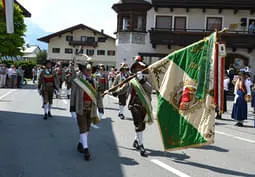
[128,56,153,157]
[70,57,101,161]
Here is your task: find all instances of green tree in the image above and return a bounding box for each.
[0,2,26,56]
[36,50,47,65]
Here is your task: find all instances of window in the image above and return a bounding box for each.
[81,36,86,41]
[86,49,94,56]
[66,35,73,41]
[75,48,83,54]
[156,16,172,29]
[52,48,60,53]
[174,17,186,31]
[97,50,105,55]
[65,48,73,54]
[87,37,95,42]
[122,16,130,30]
[98,37,106,42]
[206,17,222,31]
[107,50,115,56]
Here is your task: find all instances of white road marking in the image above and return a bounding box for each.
[151,159,191,177]
[0,90,14,100]
[216,131,255,143]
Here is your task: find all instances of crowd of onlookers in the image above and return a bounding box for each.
[0,64,25,88]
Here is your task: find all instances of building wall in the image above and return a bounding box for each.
[47,28,116,67]
[116,7,255,70]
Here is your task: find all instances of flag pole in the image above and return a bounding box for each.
[103,29,228,97]
[102,67,149,96]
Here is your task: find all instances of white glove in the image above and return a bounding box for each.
[71,112,77,120]
[136,71,143,81]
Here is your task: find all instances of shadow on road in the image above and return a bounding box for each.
[194,145,229,152]
[118,145,190,161]
[0,112,124,177]
[173,160,255,177]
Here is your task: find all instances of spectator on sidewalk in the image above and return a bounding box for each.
[17,66,24,88]
[7,65,17,88]
[0,64,6,88]
[231,72,251,127]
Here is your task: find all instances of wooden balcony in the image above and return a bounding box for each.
[69,40,98,48]
[149,28,255,52]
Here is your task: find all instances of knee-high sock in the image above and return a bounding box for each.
[80,132,88,149]
[44,103,49,114]
[137,131,143,145]
[48,104,52,112]
[119,105,124,114]
[67,89,71,96]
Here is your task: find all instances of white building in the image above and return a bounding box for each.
[38,24,116,69]
[21,45,41,60]
[112,0,255,72]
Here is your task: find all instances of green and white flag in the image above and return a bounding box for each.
[148,32,217,151]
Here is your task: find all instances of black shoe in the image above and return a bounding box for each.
[77,143,84,153]
[43,114,48,120]
[119,114,125,120]
[139,145,147,157]
[48,112,52,117]
[235,122,244,127]
[215,115,222,119]
[84,148,91,161]
[133,140,140,150]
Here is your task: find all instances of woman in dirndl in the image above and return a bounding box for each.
[231,72,250,127]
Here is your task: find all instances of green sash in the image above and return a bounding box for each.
[73,77,97,104]
[130,78,153,124]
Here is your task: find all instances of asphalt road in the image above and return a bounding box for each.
[0,83,255,177]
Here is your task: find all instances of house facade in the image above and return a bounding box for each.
[112,0,255,73]
[38,24,116,69]
[21,45,40,60]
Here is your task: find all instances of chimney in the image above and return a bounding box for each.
[101,29,104,34]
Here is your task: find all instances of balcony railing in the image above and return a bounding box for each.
[69,40,97,47]
[149,28,255,52]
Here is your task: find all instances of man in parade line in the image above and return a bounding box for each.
[38,60,58,120]
[70,58,101,161]
[96,64,108,120]
[128,56,153,157]
[112,63,129,119]
[54,62,65,97]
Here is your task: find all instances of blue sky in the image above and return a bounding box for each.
[19,0,118,37]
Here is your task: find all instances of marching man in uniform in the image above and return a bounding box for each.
[70,57,101,161]
[112,63,129,119]
[128,56,153,157]
[38,60,58,120]
[96,64,108,119]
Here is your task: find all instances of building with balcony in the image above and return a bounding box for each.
[112,0,255,72]
[38,24,116,69]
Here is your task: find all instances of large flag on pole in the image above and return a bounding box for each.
[148,32,217,151]
[2,0,14,33]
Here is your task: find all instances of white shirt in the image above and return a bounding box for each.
[245,78,252,95]
[224,77,230,91]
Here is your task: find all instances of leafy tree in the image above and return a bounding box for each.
[36,50,47,65]
[0,1,26,56]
